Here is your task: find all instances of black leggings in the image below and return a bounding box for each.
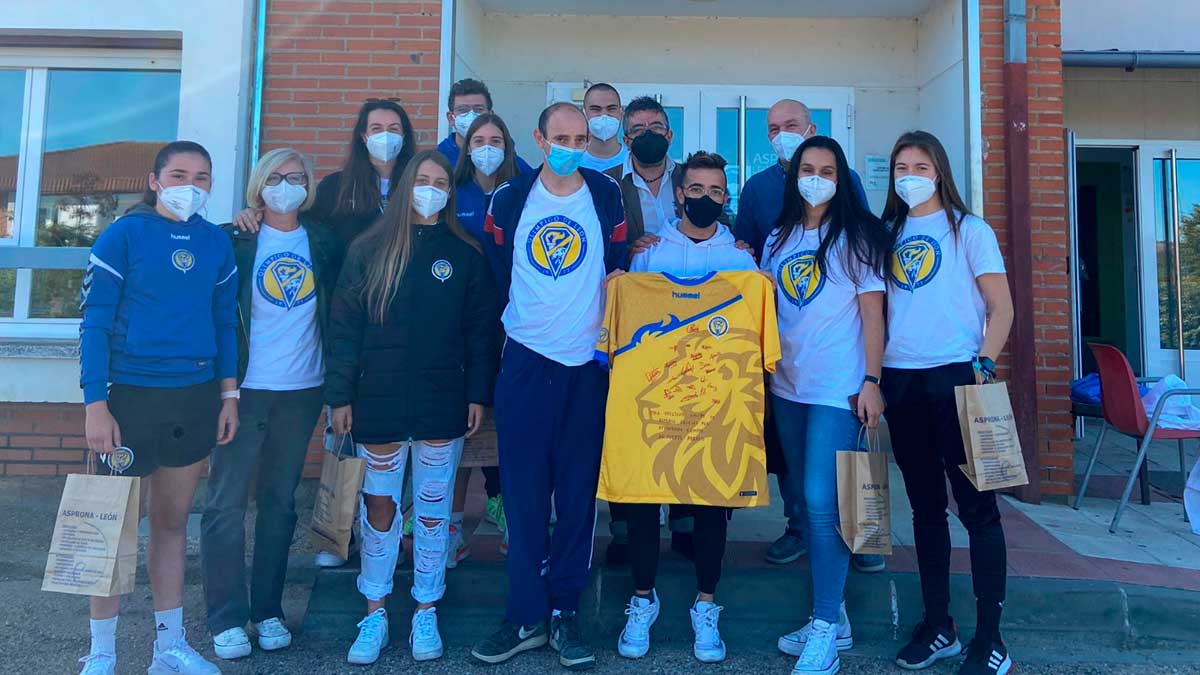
[882,362,1007,641]
[627,503,728,596]
[482,465,501,499]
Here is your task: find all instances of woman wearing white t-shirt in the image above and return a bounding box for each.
[201,148,343,663]
[880,131,1014,675]
[762,136,890,675]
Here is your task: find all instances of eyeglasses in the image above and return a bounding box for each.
[452,104,489,115]
[265,172,308,186]
[626,122,669,138]
[683,184,727,200]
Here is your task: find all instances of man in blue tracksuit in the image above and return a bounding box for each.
[437,77,533,173]
[471,102,627,671]
[732,98,884,574]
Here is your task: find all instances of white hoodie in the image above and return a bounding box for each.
[630,217,757,276]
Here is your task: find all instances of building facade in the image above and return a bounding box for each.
[1,0,1191,501]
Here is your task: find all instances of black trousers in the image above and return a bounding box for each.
[882,362,1006,640]
[627,503,727,596]
[482,465,501,499]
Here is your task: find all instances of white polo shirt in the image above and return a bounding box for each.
[622,155,677,236]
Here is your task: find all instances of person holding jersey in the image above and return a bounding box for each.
[760,137,889,675]
[326,150,500,665]
[79,141,239,675]
[881,131,1014,675]
[447,111,526,562]
[618,151,756,665]
[201,149,343,661]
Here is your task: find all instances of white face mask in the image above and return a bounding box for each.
[261,182,308,214]
[770,125,814,163]
[454,110,481,137]
[471,144,505,177]
[412,185,449,219]
[366,131,404,163]
[797,175,837,208]
[587,115,620,142]
[158,184,208,221]
[895,175,938,209]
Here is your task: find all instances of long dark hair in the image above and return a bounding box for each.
[453,113,520,189]
[334,99,416,218]
[771,136,889,285]
[135,140,212,209]
[352,150,480,324]
[880,130,971,237]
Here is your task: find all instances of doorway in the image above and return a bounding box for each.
[1074,146,1142,375]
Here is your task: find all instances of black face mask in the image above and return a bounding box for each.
[683,195,723,229]
[630,131,669,165]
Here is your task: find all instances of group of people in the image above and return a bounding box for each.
[76,76,1015,675]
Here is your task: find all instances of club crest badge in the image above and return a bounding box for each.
[431,259,453,282]
[106,446,135,474]
[172,249,195,273]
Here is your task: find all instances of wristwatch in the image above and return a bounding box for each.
[863,374,881,385]
[220,389,241,401]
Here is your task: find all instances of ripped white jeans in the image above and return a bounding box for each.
[357,437,464,604]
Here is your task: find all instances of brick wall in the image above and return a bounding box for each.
[261,0,444,176]
[979,0,1074,497]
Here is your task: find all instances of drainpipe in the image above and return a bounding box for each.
[249,0,268,163]
[1004,0,1041,503]
[1063,50,1200,69]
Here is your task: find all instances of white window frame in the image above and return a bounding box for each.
[0,48,181,340]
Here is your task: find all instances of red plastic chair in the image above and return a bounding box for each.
[1076,344,1196,532]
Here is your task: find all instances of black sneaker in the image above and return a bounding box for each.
[895,618,962,670]
[958,637,1012,675]
[471,620,548,664]
[550,611,596,670]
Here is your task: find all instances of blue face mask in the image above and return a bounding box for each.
[544,143,585,176]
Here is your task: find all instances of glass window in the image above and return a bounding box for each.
[664,106,685,164]
[1156,158,1200,350]
[0,269,14,318]
[0,69,25,241]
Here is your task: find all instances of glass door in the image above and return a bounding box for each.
[1138,142,1200,379]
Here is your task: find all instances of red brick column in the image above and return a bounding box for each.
[262,0,444,176]
[980,0,1073,499]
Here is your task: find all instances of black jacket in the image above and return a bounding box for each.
[310,170,396,246]
[224,216,344,385]
[325,223,500,443]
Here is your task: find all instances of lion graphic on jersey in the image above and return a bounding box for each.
[634,325,769,506]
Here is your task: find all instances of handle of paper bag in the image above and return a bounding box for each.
[86,449,97,475]
[332,432,353,459]
[855,425,882,454]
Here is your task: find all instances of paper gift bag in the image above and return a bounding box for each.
[310,433,366,560]
[43,458,140,597]
[955,381,1029,491]
[836,427,892,555]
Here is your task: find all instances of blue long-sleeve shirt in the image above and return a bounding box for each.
[734,163,870,261]
[79,204,239,404]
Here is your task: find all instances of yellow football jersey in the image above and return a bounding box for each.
[595,271,782,507]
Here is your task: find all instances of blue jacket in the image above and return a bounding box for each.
[483,166,628,306]
[437,134,534,174]
[80,204,239,403]
[734,163,870,261]
[455,178,492,248]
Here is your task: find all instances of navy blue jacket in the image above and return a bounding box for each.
[483,166,628,306]
[734,163,870,261]
[80,204,238,403]
[437,134,533,174]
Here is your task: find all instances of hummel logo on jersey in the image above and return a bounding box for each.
[170,233,191,240]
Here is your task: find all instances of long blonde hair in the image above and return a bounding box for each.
[354,150,479,323]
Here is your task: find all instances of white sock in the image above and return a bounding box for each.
[154,607,184,650]
[90,616,118,655]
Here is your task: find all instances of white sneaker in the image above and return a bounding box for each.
[778,602,853,656]
[347,608,389,665]
[148,635,221,675]
[690,601,726,663]
[78,652,116,675]
[315,550,348,568]
[409,607,443,661]
[792,619,841,675]
[658,505,667,526]
[212,627,251,660]
[618,591,660,658]
[446,523,470,569]
[254,618,292,651]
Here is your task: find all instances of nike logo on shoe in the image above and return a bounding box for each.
[519,626,539,639]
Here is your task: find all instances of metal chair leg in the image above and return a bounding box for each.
[1111,430,1156,533]
[1181,440,1191,524]
[1140,460,1152,505]
[1074,422,1108,510]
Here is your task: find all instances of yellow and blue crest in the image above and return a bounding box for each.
[527,216,587,279]
[890,235,941,291]
[171,249,195,273]
[106,446,135,474]
[707,315,730,338]
[256,252,316,309]
[777,250,825,308]
[431,259,454,282]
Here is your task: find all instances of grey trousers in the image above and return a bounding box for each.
[201,386,324,633]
